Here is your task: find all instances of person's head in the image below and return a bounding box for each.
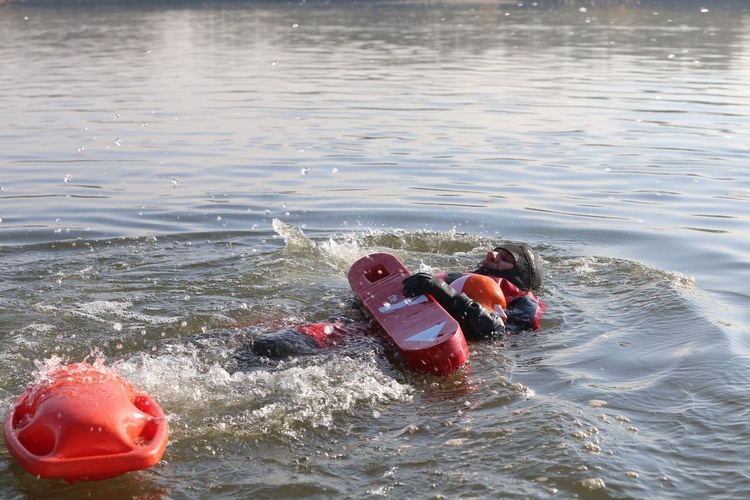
[477,244,544,290]
[450,274,506,315]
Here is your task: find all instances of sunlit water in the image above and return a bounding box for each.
[1,1,749,498]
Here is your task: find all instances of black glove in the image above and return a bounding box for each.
[403,273,457,303]
[402,272,437,297]
[505,295,539,330]
[451,294,506,340]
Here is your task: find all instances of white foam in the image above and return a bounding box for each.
[117,348,413,438]
[69,300,180,325]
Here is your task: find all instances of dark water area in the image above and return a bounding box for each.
[1,0,749,498]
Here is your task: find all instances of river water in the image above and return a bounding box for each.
[1,0,749,498]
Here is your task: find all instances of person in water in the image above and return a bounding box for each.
[249,244,544,359]
[403,244,544,340]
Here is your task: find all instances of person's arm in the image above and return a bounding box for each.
[403,273,505,340]
[250,328,321,359]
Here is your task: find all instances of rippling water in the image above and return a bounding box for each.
[1,1,749,498]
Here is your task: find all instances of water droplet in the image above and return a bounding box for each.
[583,441,601,453]
[581,478,605,490]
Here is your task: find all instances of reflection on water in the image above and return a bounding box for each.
[1,1,750,498]
[1,0,749,248]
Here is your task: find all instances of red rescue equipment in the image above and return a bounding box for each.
[348,253,469,376]
[3,361,168,482]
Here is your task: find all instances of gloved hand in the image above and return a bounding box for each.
[466,302,506,340]
[505,295,539,330]
[403,273,458,306]
[402,272,438,297]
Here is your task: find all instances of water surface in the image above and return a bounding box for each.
[1,1,749,498]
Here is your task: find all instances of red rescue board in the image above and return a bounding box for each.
[348,253,469,376]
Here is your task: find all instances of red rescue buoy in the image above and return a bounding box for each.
[3,360,168,482]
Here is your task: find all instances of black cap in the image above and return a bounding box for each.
[477,244,544,290]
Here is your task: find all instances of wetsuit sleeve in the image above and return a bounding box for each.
[505,295,539,330]
[251,329,321,359]
[442,271,464,285]
[403,273,505,340]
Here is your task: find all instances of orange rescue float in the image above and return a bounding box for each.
[3,361,168,482]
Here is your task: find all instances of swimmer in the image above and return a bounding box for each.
[402,244,544,339]
[249,244,545,359]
